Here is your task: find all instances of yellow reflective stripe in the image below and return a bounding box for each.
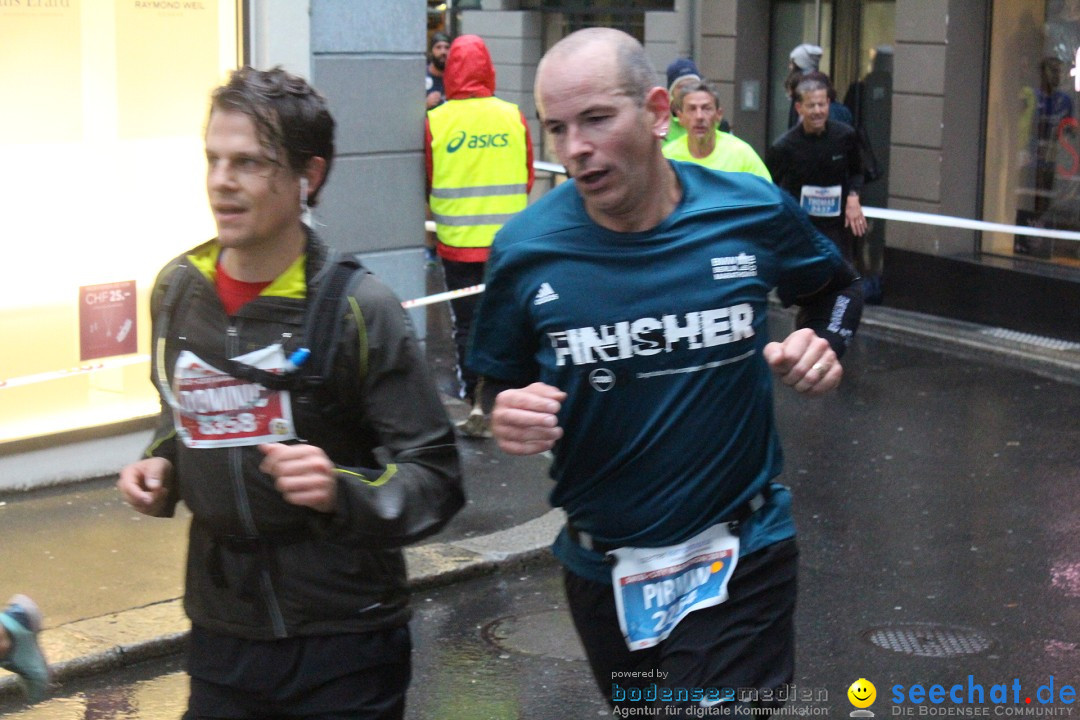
[338,463,398,487]
[430,183,529,199]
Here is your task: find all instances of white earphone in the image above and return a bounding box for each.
[300,177,311,226]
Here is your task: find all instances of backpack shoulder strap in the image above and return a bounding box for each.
[296,253,367,388]
[158,254,367,393]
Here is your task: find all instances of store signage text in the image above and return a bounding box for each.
[0,0,73,7]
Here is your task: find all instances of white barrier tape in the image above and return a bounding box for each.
[9,179,1077,390]
[0,355,150,390]
[529,159,1080,243]
[534,160,568,174]
[430,203,1080,242]
[1,286,488,389]
[863,206,1080,242]
[400,283,485,309]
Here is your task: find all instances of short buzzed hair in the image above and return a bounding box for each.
[538,28,657,107]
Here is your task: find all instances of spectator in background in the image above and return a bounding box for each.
[425,32,453,266]
[786,45,854,128]
[0,594,49,702]
[785,43,823,127]
[843,45,893,303]
[426,35,534,438]
[426,32,451,110]
[663,79,771,180]
[768,74,866,262]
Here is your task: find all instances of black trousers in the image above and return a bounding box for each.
[183,625,411,720]
[440,258,486,404]
[564,538,798,716]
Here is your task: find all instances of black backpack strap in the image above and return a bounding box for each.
[295,253,367,388]
[157,253,366,394]
[220,253,367,391]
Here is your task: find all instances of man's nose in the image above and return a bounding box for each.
[207,160,238,188]
[564,124,592,159]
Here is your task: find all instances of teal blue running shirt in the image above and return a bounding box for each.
[468,161,846,583]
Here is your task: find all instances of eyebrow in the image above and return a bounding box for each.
[541,96,626,124]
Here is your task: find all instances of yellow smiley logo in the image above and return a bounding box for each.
[848,678,876,708]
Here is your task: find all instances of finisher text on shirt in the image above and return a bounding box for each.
[548,304,754,366]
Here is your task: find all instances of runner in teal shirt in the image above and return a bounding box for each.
[468,28,862,714]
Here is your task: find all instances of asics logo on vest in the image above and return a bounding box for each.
[447,130,511,153]
[547,304,755,367]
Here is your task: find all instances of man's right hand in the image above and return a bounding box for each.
[117,457,175,516]
[491,382,566,455]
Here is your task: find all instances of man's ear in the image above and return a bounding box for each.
[303,156,328,203]
[646,86,671,139]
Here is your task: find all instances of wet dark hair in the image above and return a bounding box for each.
[209,66,336,206]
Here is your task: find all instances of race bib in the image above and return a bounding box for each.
[800,184,842,217]
[172,344,297,449]
[609,523,739,651]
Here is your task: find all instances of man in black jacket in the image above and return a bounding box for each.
[117,66,464,720]
[767,75,867,262]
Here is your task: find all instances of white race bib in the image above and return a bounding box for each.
[609,522,739,651]
[800,184,843,217]
[172,344,297,449]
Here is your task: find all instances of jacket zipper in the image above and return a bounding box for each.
[226,324,288,638]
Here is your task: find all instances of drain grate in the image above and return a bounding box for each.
[979,327,1080,352]
[862,623,994,657]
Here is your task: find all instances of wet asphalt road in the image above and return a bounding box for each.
[2,305,1080,717]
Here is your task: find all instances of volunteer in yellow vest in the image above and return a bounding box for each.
[425,34,534,437]
[663,80,771,181]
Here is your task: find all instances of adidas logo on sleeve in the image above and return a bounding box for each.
[534,282,559,305]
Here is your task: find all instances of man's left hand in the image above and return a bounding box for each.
[763,327,842,396]
[259,443,338,514]
[845,194,867,236]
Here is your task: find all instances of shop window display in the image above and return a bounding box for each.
[985,0,1080,266]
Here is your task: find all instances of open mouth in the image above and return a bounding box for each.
[575,168,609,191]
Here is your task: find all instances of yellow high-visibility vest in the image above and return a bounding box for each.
[428,96,529,249]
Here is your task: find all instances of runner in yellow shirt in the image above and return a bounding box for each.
[662,79,771,181]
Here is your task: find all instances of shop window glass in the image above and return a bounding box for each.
[0,2,241,444]
[983,0,1080,266]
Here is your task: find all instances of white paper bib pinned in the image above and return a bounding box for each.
[800,184,842,217]
[172,344,297,449]
[609,522,739,651]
